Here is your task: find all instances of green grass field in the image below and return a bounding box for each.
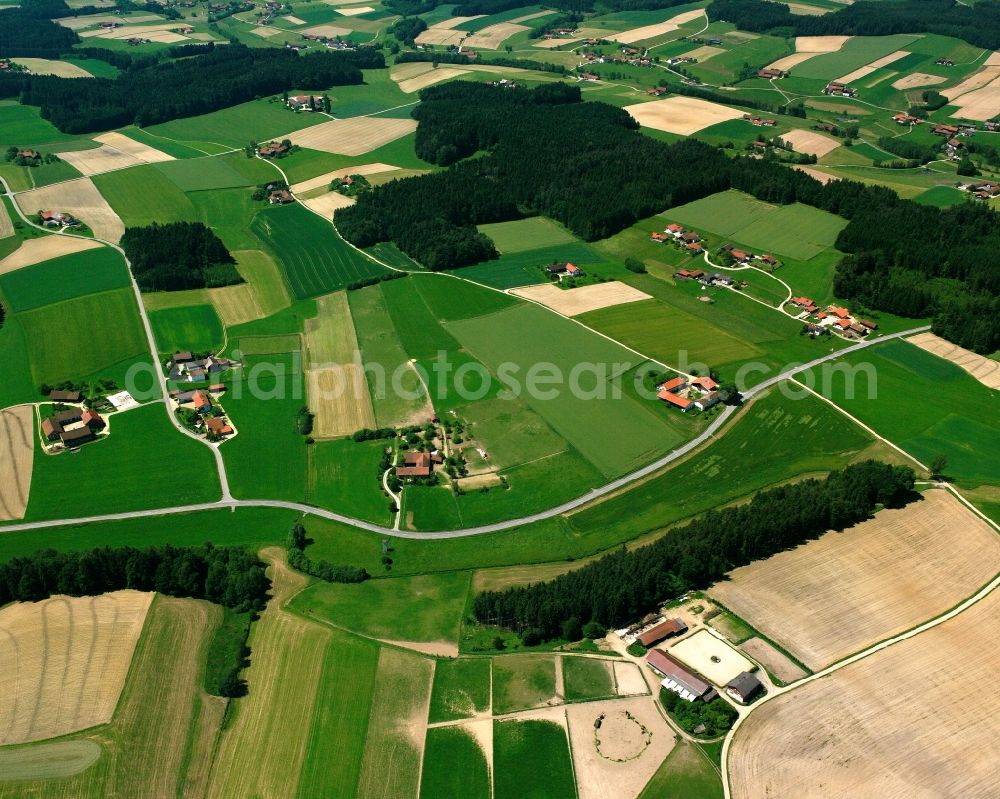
[492,655,557,713]
[17,288,148,385]
[0,246,129,312]
[455,242,611,289]
[639,739,723,799]
[914,185,967,207]
[446,301,688,477]
[290,570,471,645]
[802,339,1000,486]
[148,303,225,355]
[379,275,461,360]
[477,216,579,254]
[144,98,324,149]
[0,100,85,146]
[251,204,388,299]
[429,657,493,722]
[348,283,430,427]
[93,165,198,227]
[0,314,36,408]
[792,35,924,81]
[307,438,394,525]
[24,404,221,521]
[494,719,576,799]
[153,156,253,192]
[563,655,616,701]
[220,352,309,502]
[114,126,208,159]
[413,273,519,321]
[419,726,491,799]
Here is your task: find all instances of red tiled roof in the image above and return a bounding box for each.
[659,392,692,408]
[830,306,850,318]
[837,318,851,328]
[638,618,687,646]
[692,376,718,390]
[192,391,210,408]
[659,376,687,393]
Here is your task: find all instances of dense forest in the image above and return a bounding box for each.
[708,0,1000,51]
[121,222,241,292]
[0,544,271,612]
[0,0,79,58]
[0,44,383,133]
[472,461,915,639]
[338,81,1000,351]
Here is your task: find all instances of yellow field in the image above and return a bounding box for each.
[0,405,34,521]
[835,50,909,84]
[608,8,705,44]
[509,281,652,316]
[739,638,808,683]
[208,282,265,327]
[17,177,125,242]
[730,587,1000,799]
[0,591,154,744]
[907,332,1000,389]
[781,128,840,157]
[795,34,851,52]
[767,51,820,72]
[463,22,530,49]
[0,235,103,275]
[301,190,356,218]
[304,292,376,437]
[399,66,469,93]
[286,117,418,156]
[93,132,174,164]
[355,647,434,799]
[949,73,1000,120]
[10,58,92,77]
[624,95,744,135]
[709,490,1000,669]
[290,162,398,194]
[0,199,14,239]
[206,549,329,799]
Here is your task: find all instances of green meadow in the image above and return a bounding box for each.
[456,242,613,289]
[0,247,129,312]
[493,655,557,713]
[563,656,616,701]
[477,216,579,254]
[419,726,491,799]
[148,304,225,355]
[93,165,198,227]
[24,404,221,522]
[792,34,925,81]
[639,740,723,799]
[307,438,394,526]
[153,156,253,192]
[251,204,388,299]
[494,719,576,799]
[429,658,493,722]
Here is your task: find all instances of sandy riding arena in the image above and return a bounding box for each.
[286,117,417,156]
[729,588,1000,799]
[624,95,743,135]
[10,58,92,78]
[510,281,652,316]
[780,128,840,157]
[0,236,103,275]
[0,406,34,521]
[709,489,1000,669]
[668,629,755,686]
[17,178,125,243]
[835,50,909,84]
[891,72,946,90]
[566,698,673,799]
[0,591,154,744]
[608,9,704,44]
[907,331,1000,389]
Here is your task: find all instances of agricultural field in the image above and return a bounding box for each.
[801,339,1000,486]
[0,246,129,312]
[563,655,616,701]
[307,438,392,524]
[477,216,579,253]
[148,303,225,355]
[709,489,1000,669]
[251,203,388,298]
[92,164,198,227]
[429,657,493,722]
[730,587,1000,799]
[0,405,33,521]
[420,725,492,799]
[639,740,723,799]
[494,718,577,799]
[492,655,558,713]
[16,177,125,242]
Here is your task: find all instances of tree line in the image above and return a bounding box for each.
[708,0,1000,51]
[0,544,271,613]
[286,522,370,583]
[0,44,383,133]
[472,461,915,640]
[121,222,241,292]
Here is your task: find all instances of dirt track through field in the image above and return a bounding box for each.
[730,587,1000,799]
[907,331,1000,389]
[0,235,103,275]
[0,406,34,521]
[709,489,1000,669]
[286,117,417,156]
[17,177,125,242]
[510,281,652,316]
[0,591,154,744]
[624,95,743,135]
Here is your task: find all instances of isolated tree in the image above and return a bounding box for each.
[288,522,307,551]
[930,453,948,478]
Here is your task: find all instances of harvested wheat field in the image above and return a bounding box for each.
[710,489,1000,669]
[300,190,356,218]
[730,588,1000,799]
[0,590,154,744]
[0,406,34,521]
[56,145,144,176]
[0,235,103,275]
[739,637,808,684]
[685,45,724,61]
[793,164,835,183]
[399,65,469,92]
[305,292,375,437]
[415,27,468,46]
[17,177,125,242]
[93,131,174,164]
[291,163,398,194]
[786,2,828,14]
[566,697,673,799]
[835,50,909,84]
[463,22,529,49]
[248,26,281,37]
[510,281,652,316]
[766,51,819,72]
[533,36,581,47]
[609,8,704,44]
[781,128,840,157]
[950,75,1000,120]
[796,34,851,52]
[286,116,417,156]
[208,283,265,327]
[10,57,92,77]
[55,12,161,28]
[336,5,374,14]
[281,13,306,22]
[0,198,14,239]
[891,72,946,90]
[942,65,1000,100]
[907,331,1000,389]
[624,95,743,135]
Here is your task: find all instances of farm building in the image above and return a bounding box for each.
[757,67,787,79]
[546,262,584,279]
[48,389,82,403]
[258,141,290,158]
[205,416,234,438]
[191,391,211,413]
[41,407,105,447]
[268,189,293,205]
[657,375,720,413]
[39,210,79,228]
[646,649,715,703]
[726,672,764,704]
[287,95,324,111]
[396,450,444,478]
[638,617,688,647]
